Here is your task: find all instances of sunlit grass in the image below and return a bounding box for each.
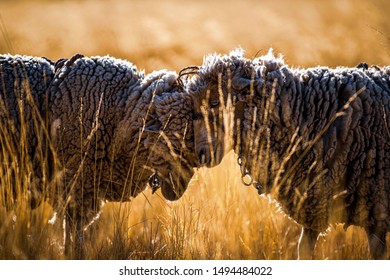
[0,126,386,259]
[77,152,386,260]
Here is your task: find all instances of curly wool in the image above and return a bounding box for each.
[0,54,54,147]
[49,54,196,223]
[1,54,197,257]
[0,54,55,208]
[252,52,390,233]
[189,48,390,238]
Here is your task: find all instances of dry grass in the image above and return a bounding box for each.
[1,0,390,259]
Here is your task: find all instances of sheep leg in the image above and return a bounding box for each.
[298,227,319,260]
[74,227,86,259]
[64,208,86,259]
[64,214,72,257]
[365,226,387,260]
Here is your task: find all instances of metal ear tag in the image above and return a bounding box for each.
[149,173,160,193]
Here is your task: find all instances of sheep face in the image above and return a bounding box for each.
[144,111,197,201]
[148,152,195,201]
[187,49,256,167]
[191,81,227,167]
[143,76,198,200]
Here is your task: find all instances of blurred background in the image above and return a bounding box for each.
[1,0,390,72]
[1,0,389,259]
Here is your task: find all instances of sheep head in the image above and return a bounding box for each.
[186,49,258,167]
[143,71,198,201]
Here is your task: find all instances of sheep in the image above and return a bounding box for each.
[0,54,55,209]
[186,49,390,259]
[0,54,197,258]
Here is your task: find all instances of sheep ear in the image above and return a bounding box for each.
[144,120,162,133]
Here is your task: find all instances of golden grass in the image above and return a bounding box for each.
[2,0,390,70]
[0,0,390,259]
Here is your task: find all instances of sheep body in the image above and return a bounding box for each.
[1,54,196,258]
[0,54,55,208]
[50,54,196,257]
[250,54,390,235]
[188,49,390,259]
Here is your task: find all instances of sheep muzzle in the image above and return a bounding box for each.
[158,169,193,201]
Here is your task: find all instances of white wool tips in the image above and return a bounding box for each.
[261,48,284,65]
[229,48,245,58]
[266,48,274,57]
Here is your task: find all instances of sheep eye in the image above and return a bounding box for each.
[210,99,220,108]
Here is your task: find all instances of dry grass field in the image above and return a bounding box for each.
[1,0,390,259]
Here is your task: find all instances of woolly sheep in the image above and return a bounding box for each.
[186,49,390,259]
[0,54,197,258]
[0,54,55,209]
